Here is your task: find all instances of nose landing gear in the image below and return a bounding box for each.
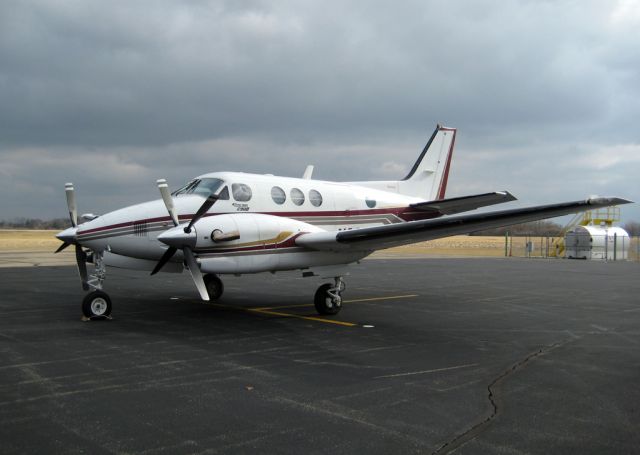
[314,276,345,315]
[82,290,112,319]
[80,251,113,320]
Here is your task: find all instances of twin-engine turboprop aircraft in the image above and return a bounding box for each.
[56,125,631,319]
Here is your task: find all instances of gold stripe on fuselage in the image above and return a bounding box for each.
[204,231,294,250]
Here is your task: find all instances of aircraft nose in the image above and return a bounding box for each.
[157,226,197,249]
[56,226,78,244]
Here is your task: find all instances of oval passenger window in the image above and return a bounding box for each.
[271,186,286,205]
[232,183,252,202]
[309,189,323,207]
[291,188,305,206]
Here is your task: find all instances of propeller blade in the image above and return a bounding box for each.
[75,245,89,291]
[55,242,70,253]
[157,179,179,227]
[183,247,209,301]
[65,183,78,227]
[184,194,219,233]
[150,246,178,275]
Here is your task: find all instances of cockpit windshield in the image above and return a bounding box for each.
[172,178,225,197]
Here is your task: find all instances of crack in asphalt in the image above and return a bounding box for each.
[431,338,576,455]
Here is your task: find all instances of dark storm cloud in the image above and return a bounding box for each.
[1,0,638,220]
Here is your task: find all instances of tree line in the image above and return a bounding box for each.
[0,218,70,229]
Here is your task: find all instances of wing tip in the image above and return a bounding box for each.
[499,190,518,202]
[586,196,633,206]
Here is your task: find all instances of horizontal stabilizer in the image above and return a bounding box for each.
[296,197,633,252]
[410,191,517,215]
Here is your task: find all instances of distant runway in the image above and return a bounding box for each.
[1,258,638,454]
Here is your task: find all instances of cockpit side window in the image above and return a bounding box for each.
[232,183,252,202]
[172,178,225,197]
[172,179,197,196]
[191,178,224,196]
[217,186,230,200]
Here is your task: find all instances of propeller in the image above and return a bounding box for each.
[157,179,179,227]
[75,244,90,291]
[54,183,79,253]
[151,179,222,301]
[56,182,89,290]
[185,193,219,234]
[65,183,78,227]
[183,246,209,300]
[55,241,70,253]
[150,246,177,275]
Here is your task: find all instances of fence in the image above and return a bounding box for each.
[505,235,640,261]
[381,235,639,260]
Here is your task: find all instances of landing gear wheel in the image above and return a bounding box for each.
[82,290,112,319]
[204,274,224,300]
[314,283,342,315]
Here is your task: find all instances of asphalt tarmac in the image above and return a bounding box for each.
[1,258,638,454]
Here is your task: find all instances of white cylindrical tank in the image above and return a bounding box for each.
[565,225,629,260]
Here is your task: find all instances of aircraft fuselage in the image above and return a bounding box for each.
[73,172,437,274]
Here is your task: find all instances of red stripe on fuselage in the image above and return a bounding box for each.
[77,207,441,237]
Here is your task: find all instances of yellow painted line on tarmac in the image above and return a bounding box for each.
[202,301,355,326]
[203,294,419,328]
[246,308,358,327]
[343,294,420,304]
[258,294,419,311]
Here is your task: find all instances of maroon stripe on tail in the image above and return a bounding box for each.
[437,128,456,200]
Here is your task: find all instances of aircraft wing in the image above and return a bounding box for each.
[296,197,632,252]
[410,191,517,215]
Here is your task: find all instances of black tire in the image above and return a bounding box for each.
[314,283,342,315]
[82,290,112,318]
[204,274,224,300]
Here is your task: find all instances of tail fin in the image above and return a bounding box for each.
[401,124,456,200]
[349,124,457,200]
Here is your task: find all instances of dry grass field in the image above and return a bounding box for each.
[1,230,637,263]
[0,230,63,251]
[0,229,517,257]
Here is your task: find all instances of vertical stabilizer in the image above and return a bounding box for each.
[348,124,457,201]
[401,124,456,200]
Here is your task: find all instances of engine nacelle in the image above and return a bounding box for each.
[192,213,325,274]
[193,213,323,249]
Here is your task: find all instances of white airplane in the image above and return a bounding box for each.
[55,125,631,319]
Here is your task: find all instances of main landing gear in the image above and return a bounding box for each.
[314,277,345,315]
[203,273,224,300]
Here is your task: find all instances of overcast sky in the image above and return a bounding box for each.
[1,0,638,223]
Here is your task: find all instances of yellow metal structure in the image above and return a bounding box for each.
[550,206,621,257]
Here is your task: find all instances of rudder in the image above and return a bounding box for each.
[402,124,456,200]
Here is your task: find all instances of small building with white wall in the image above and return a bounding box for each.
[565,225,629,260]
